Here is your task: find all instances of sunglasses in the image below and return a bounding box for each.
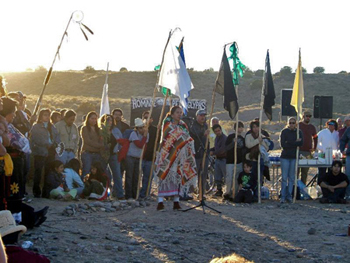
[289,122,296,124]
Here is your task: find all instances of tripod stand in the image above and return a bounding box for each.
[183,158,221,214]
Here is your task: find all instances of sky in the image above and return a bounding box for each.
[1,0,350,74]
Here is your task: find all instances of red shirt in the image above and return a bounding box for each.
[299,121,317,152]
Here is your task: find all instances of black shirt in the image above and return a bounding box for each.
[225,133,245,164]
[237,171,257,190]
[143,125,158,161]
[321,171,349,187]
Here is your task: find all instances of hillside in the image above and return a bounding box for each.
[2,71,349,146]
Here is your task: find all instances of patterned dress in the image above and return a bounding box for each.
[155,116,197,197]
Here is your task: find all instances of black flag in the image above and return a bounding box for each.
[263,50,275,120]
[215,49,239,119]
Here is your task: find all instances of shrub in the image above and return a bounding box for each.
[35,66,47,72]
[120,67,128,72]
[254,69,264,77]
[313,67,325,74]
[279,66,292,77]
[338,70,347,74]
[76,101,96,113]
[83,66,96,73]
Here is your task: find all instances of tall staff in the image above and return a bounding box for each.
[290,49,304,203]
[33,11,93,116]
[258,50,275,203]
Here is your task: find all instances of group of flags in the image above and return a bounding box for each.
[100,34,304,123]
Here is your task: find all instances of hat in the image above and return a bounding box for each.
[344,116,350,122]
[303,111,312,116]
[328,121,336,126]
[134,118,145,127]
[17,91,26,99]
[196,109,207,116]
[0,210,27,238]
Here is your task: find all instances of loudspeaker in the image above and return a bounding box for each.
[313,96,333,119]
[281,89,297,116]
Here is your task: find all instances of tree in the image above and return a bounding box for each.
[250,79,263,90]
[338,70,347,74]
[313,67,325,74]
[302,67,307,73]
[120,67,128,72]
[83,66,96,73]
[279,66,292,77]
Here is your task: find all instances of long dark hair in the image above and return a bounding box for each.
[84,111,100,135]
[51,160,64,172]
[37,108,54,140]
[91,161,105,177]
[165,105,182,119]
[66,158,81,174]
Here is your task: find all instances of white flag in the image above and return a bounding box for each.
[100,83,110,117]
[158,37,194,111]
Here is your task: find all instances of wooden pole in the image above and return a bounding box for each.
[145,90,169,197]
[257,66,265,204]
[231,85,239,196]
[293,114,301,203]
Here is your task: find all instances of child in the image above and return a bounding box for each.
[63,158,84,196]
[44,160,77,200]
[233,161,257,203]
[83,162,109,199]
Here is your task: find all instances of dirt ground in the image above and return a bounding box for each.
[20,187,350,263]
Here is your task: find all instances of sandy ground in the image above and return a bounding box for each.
[20,188,350,263]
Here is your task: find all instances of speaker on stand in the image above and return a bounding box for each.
[313,96,333,130]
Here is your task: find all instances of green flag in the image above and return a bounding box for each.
[228,42,246,85]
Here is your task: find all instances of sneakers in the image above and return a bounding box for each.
[319,197,329,204]
[173,202,182,210]
[157,202,165,211]
[214,190,223,197]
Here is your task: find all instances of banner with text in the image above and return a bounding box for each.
[130,97,207,125]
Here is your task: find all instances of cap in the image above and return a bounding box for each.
[0,210,27,238]
[134,118,145,127]
[196,109,207,116]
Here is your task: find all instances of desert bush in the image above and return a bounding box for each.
[313,67,325,74]
[338,70,347,74]
[120,67,128,72]
[83,66,96,73]
[250,79,263,89]
[254,69,264,77]
[302,67,307,73]
[35,65,47,72]
[204,68,214,73]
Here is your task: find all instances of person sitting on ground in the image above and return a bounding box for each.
[319,160,349,204]
[63,158,84,197]
[44,160,77,201]
[233,161,257,203]
[83,161,108,199]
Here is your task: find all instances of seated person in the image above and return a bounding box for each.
[44,160,77,201]
[233,161,257,203]
[83,162,108,199]
[63,158,84,196]
[319,160,349,204]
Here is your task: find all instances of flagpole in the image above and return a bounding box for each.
[143,30,174,198]
[293,115,300,203]
[231,86,239,196]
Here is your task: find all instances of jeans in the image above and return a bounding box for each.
[125,156,140,199]
[214,158,226,190]
[81,151,103,179]
[322,187,346,203]
[108,154,124,198]
[140,160,153,198]
[196,157,209,194]
[225,163,243,196]
[345,155,350,198]
[58,150,75,165]
[33,156,48,197]
[280,158,296,201]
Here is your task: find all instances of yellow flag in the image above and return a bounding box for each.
[291,49,304,118]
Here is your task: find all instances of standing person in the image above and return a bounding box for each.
[298,111,318,184]
[30,108,60,198]
[77,114,86,160]
[55,110,79,164]
[279,117,303,203]
[155,106,197,211]
[224,121,245,200]
[209,117,227,149]
[125,118,148,200]
[50,111,62,125]
[0,97,30,201]
[340,122,350,200]
[112,108,130,134]
[108,116,125,200]
[336,117,343,130]
[80,111,104,179]
[189,109,210,198]
[139,111,158,199]
[316,119,339,182]
[338,115,350,139]
[210,124,227,197]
